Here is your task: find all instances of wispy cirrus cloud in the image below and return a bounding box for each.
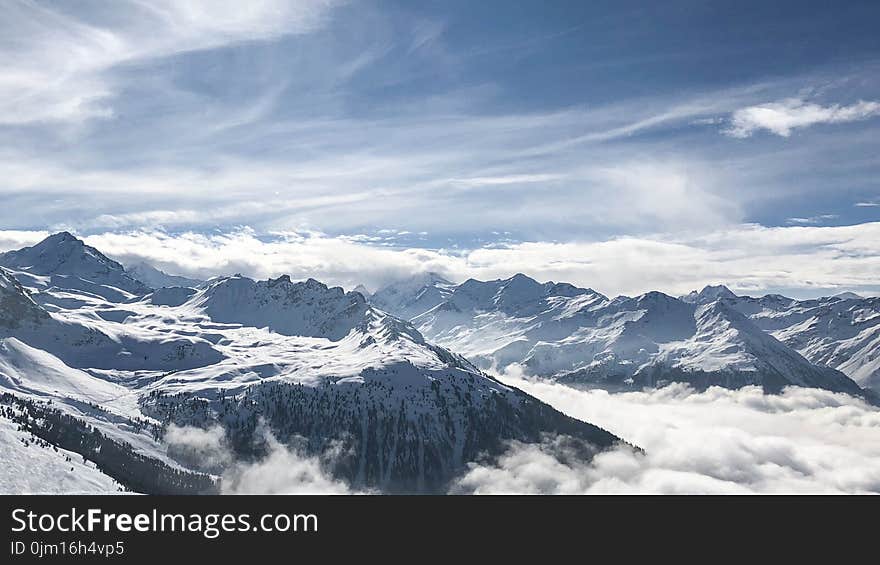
[724,98,880,138]
[0,0,340,125]
[785,214,838,225]
[0,1,878,280]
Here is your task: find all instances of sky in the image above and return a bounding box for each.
[2,0,880,298]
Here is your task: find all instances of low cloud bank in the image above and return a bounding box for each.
[3,223,880,299]
[166,380,880,494]
[165,424,357,494]
[454,377,880,494]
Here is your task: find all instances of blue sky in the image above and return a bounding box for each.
[1,0,879,297]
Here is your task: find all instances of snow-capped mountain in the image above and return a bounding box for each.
[189,275,378,340]
[126,261,202,289]
[141,273,622,491]
[0,265,222,372]
[371,274,872,398]
[0,415,123,494]
[642,299,862,394]
[370,271,457,321]
[0,233,623,493]
[680,284,738,304]
[0,232,150,301]
[2,231,876,494]
[721,291,880,392]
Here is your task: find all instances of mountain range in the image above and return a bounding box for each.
[1,232,877,493]
[369,272,880,398]
[0,233,622,493]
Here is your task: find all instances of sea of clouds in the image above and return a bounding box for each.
[453,376,880,494]
[165,378,880,494]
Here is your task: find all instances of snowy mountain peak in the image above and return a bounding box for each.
[0,232,149,297]
[419,271,453,285]
[370,271,457,320]
[189,274,373,340]
[395,273,871,399]
[672,299,865,395]
[45,231,79,244]
[681,284,738,304]
[634,290,683,308]
[268,274,293,286]
[436,273,592,314]
[6,231,106,268]
[495,273,546,307]
[506,272,538,284]
[724,291,880,392]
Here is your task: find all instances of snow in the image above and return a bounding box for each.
[0,337,128,404]
[0,231,149,300]
[0,417,121,494]
[371,271,455,320]
[373,275,869,395]
[680,284,738,304]
[186,275,376,340]
[727,294,880,391]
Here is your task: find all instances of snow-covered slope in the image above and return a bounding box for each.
[136,273,622,491]
[127,261,202,289]
[187,275,379,341]
[0,235,624,493]
[724,292,880,392]
[644,300,863,394]
[0,266,222,373]
[0,416,122,494]
[373,275,869,397]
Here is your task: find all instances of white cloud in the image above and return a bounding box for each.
[464,222,880,297]
[161,380,880,494]
[157,378,880,494]
[3,221,879,298]
[77,229,467,292]
[453,377,880,494]
[725,98,880,138]
[165,424,232,473]
[785,214,838,225]
[0,119,743,236]
[164,423,357,494]
[221,430,356,495]
[0,230,49,252]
